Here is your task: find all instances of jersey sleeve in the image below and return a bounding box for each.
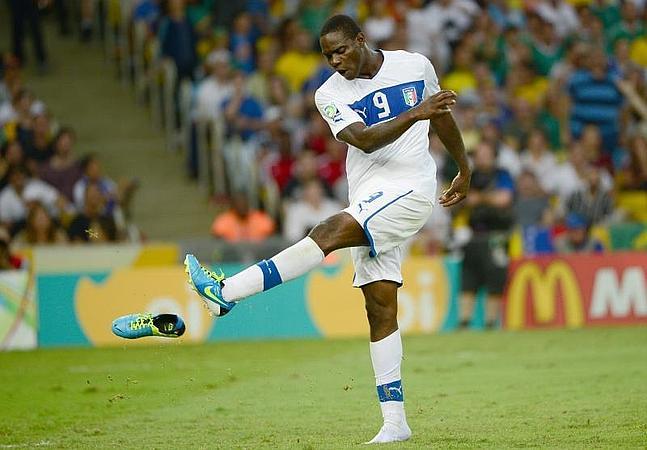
[314,89,364,139]
[420,55,440,99]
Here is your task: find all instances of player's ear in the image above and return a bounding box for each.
[355,32,366,47]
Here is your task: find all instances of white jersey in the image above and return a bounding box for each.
[314,50,439,203]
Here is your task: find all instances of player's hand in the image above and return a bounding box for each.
[439,171,471,207]
[416,90,457,119]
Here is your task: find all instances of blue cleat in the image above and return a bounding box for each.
[184,254,236,316]
[112,313,186,339]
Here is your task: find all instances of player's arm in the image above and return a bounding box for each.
[430,111,471,207]
[337,90,457,154]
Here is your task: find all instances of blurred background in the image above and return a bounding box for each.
[0,0,646,350]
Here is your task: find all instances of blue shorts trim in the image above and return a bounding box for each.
[363,190,414,258]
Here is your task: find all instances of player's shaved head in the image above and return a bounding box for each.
[320,14,361,40]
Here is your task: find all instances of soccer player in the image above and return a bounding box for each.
[185,14,470,444]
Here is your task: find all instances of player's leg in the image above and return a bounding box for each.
[459,291,476,328]
[484,235,509,329]
[184,211,367,315]
[362,280,412,444]
[459,236,483,329]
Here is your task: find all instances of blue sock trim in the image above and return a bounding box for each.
[377,380,404,402]
[257,259,283,291]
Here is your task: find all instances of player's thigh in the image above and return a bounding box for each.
[308,211,368,255]
[351,245,405,288]
[345,189,433,257]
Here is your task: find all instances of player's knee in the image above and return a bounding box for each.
[308,215,348,255]
[308,220,335,255]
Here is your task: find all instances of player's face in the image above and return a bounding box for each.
[320,30,364,80]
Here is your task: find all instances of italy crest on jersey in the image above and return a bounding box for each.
[402,87,417,107]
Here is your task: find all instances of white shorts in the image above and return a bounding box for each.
[343,188,434,287]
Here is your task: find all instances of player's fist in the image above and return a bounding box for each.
[415,90,457,119]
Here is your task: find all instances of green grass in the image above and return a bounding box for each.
[0,328,646,449]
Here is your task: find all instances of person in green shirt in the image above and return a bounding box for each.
[605,1,646,53]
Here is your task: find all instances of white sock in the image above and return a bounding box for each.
[370,329,406,425]
[221,236,325,301]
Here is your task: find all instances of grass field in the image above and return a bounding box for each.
[1,327,646,449]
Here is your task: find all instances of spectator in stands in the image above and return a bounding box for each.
[442,41,477,96]
[460,141,514,329]
[193,50,232,121]
[553,213,604,254]
[0,230,24,270]
[423,0,480,71]
[7,0,48,71]
[210,191,275,243]
[274,27,320,93]
[364,0,396,46]
[534,0,580,39]
[21,112,53,169]
[283,150,334,201]
[221,71,265,193]
[283,179,341,243]
[188,49,233,178]
[222,72,265,142]
[606,0,645,52]
[246,49,275,107]
[73,154,119,214]
[508,61,549,108]
[513,170,551,228]
[158,0,198,80]
[265,129,295,194]
[479,121,521,178]
[567,48,624,156]
[455,97,481,153]
[580,124,615,174]
[550,40,588,88]
[132,0,160,31]
[466,141,515,233]
[318,137,347,204]
[520,129,557,193]
[39,127,82,202]
[0,165,65,236]
[526,11,567,77]
[551,142,613,203]
[565,166,614,226]
[0,140,26,189]
[404,0,435,60]
[303,111,330,156]
[13,202,68,245]
[68,182,118,243]
[502,98,540,152]
[2,88,37,131]
[298,0,331,39]
[230,11,257,74]
[620,133,647,190]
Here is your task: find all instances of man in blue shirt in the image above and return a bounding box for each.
[568,48,623,160]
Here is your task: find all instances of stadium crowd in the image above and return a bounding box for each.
[0,52,138,268]
[122,0,647,246]
[2,0,647,275]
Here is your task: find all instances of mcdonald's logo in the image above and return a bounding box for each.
[505,260,585,330]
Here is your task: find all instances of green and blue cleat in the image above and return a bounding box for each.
[112,313,186,339]
[184,254,236,316]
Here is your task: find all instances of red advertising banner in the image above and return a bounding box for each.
[503,252,647,330]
